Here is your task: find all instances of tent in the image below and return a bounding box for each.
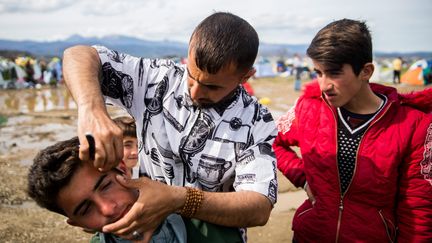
[401,59,432,86]
[370,60,393,83]
[254,57,276,78]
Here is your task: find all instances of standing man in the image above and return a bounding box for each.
[392,56,403,84]
[63,12,277,242]
[292,53,303,91]
[274,19,432,242]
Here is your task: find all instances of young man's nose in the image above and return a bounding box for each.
[319,76,333,91]
[97,198,117,216]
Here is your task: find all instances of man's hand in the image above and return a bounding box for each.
[102,176,185,241]
[77,106,124,171]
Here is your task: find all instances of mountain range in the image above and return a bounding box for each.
[0,35,430,59]
[0,34,309,58]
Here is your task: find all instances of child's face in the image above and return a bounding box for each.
[122,136,138,169]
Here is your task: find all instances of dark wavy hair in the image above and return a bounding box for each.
[307,19,372,76]
[27,137,81,215]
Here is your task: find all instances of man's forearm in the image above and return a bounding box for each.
[63,45,124,169]
[174,188,272,227]
[63,45,105,110]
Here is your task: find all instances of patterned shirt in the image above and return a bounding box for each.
[95,45,278,205]
[336,95,386,195]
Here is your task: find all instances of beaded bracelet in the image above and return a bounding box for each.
[180,187,204,218]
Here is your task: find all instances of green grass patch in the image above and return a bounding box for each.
[0,115,7,126]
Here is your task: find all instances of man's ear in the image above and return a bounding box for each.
[240,68,256,84]
[361,63,374,81]
[66,218,79,227]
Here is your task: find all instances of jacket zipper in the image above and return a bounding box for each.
[335,198,344,243]
[325,97,392,243]
[323,100,344,243]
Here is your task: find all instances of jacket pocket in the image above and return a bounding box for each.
[378,210,397,243]
[292,200,314,234]
[296,199,314,218]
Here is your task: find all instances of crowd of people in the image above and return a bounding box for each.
[0,56,62,89]
[26,12,432,243]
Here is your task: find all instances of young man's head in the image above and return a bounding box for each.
[187,12,258,108]
[27,137,138,231]
[113,116,138,169]
[307,19,375,108]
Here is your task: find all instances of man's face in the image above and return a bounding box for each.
[186,50,254,109]
[57,163,138,231]
[122,136,138,169]
[313,61,368,108]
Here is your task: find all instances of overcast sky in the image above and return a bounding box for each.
[0,0,431,52]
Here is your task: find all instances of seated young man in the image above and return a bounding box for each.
[27,137,186,243]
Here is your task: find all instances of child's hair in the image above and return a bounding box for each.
[113,116,136,138]
[27,137,81,215]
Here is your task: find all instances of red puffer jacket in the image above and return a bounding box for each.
[274,82,432,243]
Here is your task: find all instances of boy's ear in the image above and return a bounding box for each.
[116,160,131,179]
[240,68,256,84]
[361,62,374,81]
[117,160,127,174]
[66,218,79,227]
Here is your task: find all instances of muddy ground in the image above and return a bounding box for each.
[0,77,427,243]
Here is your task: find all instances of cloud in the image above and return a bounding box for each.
[0,0,76,13]
[252,13,327,38]
[82,0,157,16]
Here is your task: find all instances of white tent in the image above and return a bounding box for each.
[370,61,393,83]
[254,57,277,78]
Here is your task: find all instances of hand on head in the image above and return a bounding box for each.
[102,176,181,242]
[77,108,124,171]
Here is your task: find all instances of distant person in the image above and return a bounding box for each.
[293,53,303,91]
[274,19,432,242]
[113,116,139,178]
[62,12,277,242]
[392,56,402,84]
[27,137,186,243]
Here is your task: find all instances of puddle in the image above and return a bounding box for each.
[0,85,76,113]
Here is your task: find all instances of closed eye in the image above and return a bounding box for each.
[80,201,91,216]
[101,181,112,191]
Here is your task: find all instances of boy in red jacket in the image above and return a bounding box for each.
[274,19,432,242]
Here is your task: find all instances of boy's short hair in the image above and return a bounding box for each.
[306,18,372,76]
[27,137,81,215]
[190,12,259,74]
[113,116,136,138]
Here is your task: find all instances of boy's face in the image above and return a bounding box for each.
[313,61,371,108]
[57,163,138,231]
[123,136,138,169]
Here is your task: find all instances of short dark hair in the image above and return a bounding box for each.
[27,137,81,215]
[306,19,372,76]
[190,12,259,74]
[113,116,136,138]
